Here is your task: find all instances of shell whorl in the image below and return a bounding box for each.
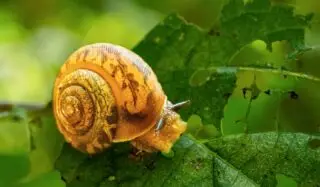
[54,68,117,154]
[53,43,166,154]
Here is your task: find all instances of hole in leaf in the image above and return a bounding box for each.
[208,29,220,36]
[264,89,271,95]
[242,87,249,99]
[145,160,156,171]
[61,176,67,182]
[223,92,232,100]
[308,139,320,149]
[289,91,299,99]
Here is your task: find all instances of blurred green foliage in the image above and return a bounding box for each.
[1,0,320,186]
[0,0,320,104]
[0,0,164,103]
[0,107,65,186]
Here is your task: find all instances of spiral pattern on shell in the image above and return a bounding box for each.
[54,69,118,154]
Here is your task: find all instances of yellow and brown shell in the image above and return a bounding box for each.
[53,43,186,154]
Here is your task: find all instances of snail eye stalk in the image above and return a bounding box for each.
[155,100,191,132]
[169,100,191,111]
[155,117,164,131]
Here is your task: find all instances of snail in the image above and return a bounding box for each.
[53,43,189,155]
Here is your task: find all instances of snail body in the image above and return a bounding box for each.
[53,43,187,154]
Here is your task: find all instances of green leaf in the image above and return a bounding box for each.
[56,132,319,186]
[133,0,313,128]
[133,14,237,128]
[0,153,30,185]
[219,0,312,53]
[186,114,203,135]
[221,70,320,135]
[206,132,320,186]
[196,125,221,140]
[0,113,30,154]
[0,110,31,185]
[25,109,65,181]
[0,106,65,184]
[16,170,66,187]
[52,1,319,186]
[276,174,297,187]
[189,69,212,87]
[55,135,259,187]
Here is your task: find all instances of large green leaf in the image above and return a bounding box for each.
[55,133,319,186]
[206,132,320,186]
[221,69,320,135]
[53,0,319,186]
[133,0,313,128]
[1,0,317,186]
[55,135,259,187]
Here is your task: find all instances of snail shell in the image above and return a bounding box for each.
[53,43,186,154]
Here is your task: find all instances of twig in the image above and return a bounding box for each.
[0,101,47,112]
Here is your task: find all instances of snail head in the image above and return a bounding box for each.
[155,100,190,131]
[131,100,190,153]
